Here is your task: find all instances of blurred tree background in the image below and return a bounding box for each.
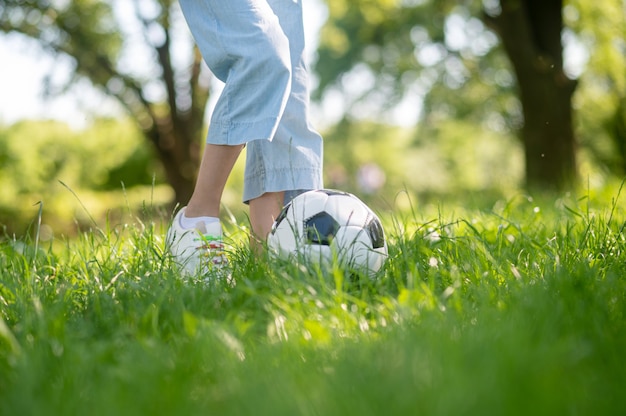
[315,0,625,190]
[0,0,211,206]
[0,0,624,236]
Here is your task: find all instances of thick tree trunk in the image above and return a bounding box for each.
[485,0,578,191]
[521,71,577,190]
[162,159,197,209]
[154,130,199,207]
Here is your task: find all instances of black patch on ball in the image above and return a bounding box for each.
[305,212,340,245]
[365,216,385,249]
[271,202,291,235]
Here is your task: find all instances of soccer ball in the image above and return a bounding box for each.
[267,189,388,273]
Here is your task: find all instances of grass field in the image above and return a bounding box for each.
[1,188,625,415]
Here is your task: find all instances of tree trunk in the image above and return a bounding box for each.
[148,125,199,207]
[520,62,577,190]
[485,0,578,191]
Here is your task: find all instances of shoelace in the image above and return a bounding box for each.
[195,235,226,265]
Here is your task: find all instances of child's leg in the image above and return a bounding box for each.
[185,144,245,218]
[185,143,285,253]
[249,191,285,253]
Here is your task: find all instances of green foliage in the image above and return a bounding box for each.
[567,0,626,175]
[0,119,168,235]
[321,117,524,212]
[1,187,626,415]
[316,0,515,124]
[0,0,122,89]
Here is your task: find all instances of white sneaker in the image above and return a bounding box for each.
[166,207,227,276]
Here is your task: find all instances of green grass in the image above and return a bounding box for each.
[1,190,626,416]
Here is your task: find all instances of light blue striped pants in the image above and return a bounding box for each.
[179,0,323,203]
